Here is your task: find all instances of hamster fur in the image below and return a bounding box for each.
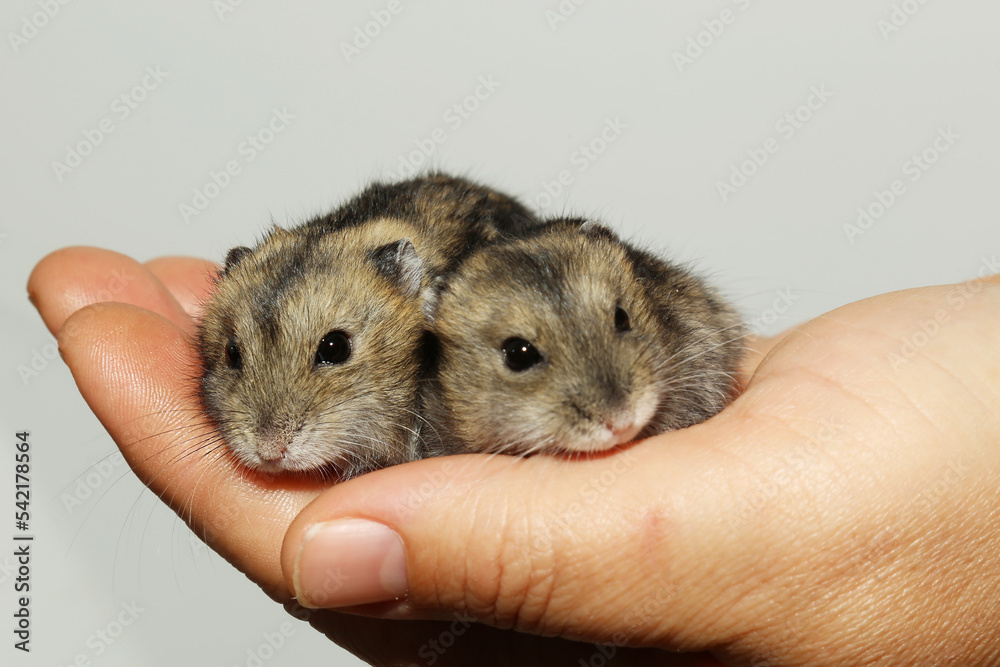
[198,173,536,476]
[423,219,744,456]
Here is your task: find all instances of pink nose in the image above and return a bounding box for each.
[257,439,288,462]
[606,421,632,436]
[605,417,642,446]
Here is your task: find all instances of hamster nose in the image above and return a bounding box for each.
[604,414,642,445]
[258,439,288,463]
[257,418,303,462]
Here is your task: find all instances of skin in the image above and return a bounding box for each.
[28,246,1000,666]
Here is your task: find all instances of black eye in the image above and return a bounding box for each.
[315,331,352,366]
[615,305,631,333]
[502,337,542,372]
[225,338,242,370]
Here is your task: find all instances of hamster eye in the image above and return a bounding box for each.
[502,337,542,372]
[315,331,352,366]
[225,338,242,370]
[615,305,631,333]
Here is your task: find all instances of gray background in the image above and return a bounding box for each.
[2,1,999,665]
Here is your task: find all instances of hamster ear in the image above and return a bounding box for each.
[370,239,423,297]
[223,246,253,275]
[577,220,618,241]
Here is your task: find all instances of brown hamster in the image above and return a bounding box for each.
[423,219,744,456]
[198,174,537,477]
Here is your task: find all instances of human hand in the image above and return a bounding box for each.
[30,247,1000,665]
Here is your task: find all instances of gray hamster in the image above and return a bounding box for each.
[198,173,536,477]
[423,218,744,456]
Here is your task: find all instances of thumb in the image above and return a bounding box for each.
[280,432,747,651]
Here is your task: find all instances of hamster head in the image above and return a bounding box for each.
[427,221,743,456]
[199,227,425,476]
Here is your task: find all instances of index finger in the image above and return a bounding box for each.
[144,255,220,321]
[28,246,195,336]
[58,300,324,599]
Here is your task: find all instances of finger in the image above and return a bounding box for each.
[735,333,784,388]
[57,301,326,599]
[28,246,193,336]
[144,256,219,321]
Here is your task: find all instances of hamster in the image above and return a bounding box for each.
[198,173,537,477]
[423,218,744,456]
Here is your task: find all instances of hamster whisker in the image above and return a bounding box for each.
[61,418,226,559]
[653,327,745,372]
[654,367,740,386]
[136,434,229,492]
[397,404,438,445]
